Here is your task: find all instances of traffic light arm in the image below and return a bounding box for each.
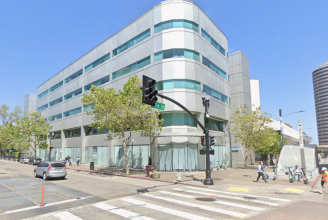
[157,93,206,133]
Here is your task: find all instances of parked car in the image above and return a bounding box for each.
[22,157,31,164]
[34,162,67,180]
[28,157,42,165]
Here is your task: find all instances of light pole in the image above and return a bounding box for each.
[48,132,54,161]
[201,90,213,185]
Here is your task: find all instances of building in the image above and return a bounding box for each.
[313,60,328,146]
[24,0,253,170]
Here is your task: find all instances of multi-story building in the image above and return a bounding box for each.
[25,0,252,170]
[313,60,328,146]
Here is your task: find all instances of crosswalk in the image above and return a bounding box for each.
[27,186,292,220]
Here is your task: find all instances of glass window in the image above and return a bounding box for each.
[63,107,82,118]
[50,81,63,92]
[113,29,150,56]
[64,88,82,100]
[84,75,110,92]
[156,79,201,91]
[37,104,48,112]
[112,56,150,80]
[48,113,62,122]
[83,103,94,112]
[201,28,226,56]
[38,90,49,99]
[52,131,61,139]
[64,128,81,138]
[207,118,224,131]
[49,97,63,107]
[85,127,108,136]
[154,19,199,33]
[154,49,200,62]
[65,69,83,84]
[84,53,110,73]
[160,113,197,127]
[202,56,227,80]
[203,84,228,104]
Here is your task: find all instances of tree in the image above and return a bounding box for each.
[17,111,52,157]
[82,76,162,175]
[230,105,277,168]
[303,132,312,145]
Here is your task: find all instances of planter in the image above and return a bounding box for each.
[151,173,160,179]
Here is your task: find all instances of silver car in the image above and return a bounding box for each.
[34,162,67,180]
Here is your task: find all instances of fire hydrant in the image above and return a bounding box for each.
[177,173,181,182]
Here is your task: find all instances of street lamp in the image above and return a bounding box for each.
[201,90,213,185]
[48,132,54,161]
[279,110,305,147]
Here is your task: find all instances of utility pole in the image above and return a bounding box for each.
[298,121,306,174]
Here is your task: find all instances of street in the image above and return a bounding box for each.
[0,160,327,220]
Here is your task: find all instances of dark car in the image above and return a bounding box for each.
[28,157,42,165]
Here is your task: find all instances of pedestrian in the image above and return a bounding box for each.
[148,157,152,166]
[293,165,303,182]
[76,157,80,166]
[69,157,72,167]
[319,167,328,194]
[255,161,268,183]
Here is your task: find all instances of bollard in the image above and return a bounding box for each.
[40,186,44,206]
[183,165,185,173]
[11,158,12,162]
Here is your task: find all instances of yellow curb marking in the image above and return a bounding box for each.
[228,187,249,192]
[283,188,305,193]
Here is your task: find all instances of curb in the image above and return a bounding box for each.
[67,168,209,188]
[310,174,321,190]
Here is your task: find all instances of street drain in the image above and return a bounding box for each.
[243,196,257,199]
[195,197,216,202]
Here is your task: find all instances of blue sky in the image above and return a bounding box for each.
[1,0,327,144]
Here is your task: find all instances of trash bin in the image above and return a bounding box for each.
[90,162,94,170]
[145,165,154,177]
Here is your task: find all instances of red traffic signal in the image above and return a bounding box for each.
[201,136,205,146]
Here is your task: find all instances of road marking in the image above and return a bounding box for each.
[121,198,214,220]
[53,211,83,220]
[228,187,249,192]
[93,202,155,220]
[142,194,247,218]
[186,186,291,202]
[159,191,265,211]
[283,188,306,193]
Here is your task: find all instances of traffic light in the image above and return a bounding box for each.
[142,75,158,106]
[210,136,216,146]
[201,136,205,146]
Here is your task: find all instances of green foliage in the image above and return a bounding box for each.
[254,132,285,155]
[82,76,162,174]
[230,105,277,168]
[17,111,52,157]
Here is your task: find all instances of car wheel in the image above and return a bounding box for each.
[43,173,47,181]
[34,171,38,178]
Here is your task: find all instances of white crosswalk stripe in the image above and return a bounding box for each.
[93,202,155,220]
[121,198,214,220]
[53,211,84,220]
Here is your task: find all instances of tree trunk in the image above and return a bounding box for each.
[122,130,129,175]
[275,154,279,164]
[244,145,248,169]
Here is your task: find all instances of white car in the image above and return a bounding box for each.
[22,157,30,164]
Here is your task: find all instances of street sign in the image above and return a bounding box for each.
[151,102,165,110]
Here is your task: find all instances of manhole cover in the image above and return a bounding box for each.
[243,196,257,199]
[195,197,216,202]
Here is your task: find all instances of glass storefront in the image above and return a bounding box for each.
[210,145,228,168]
[158,143,198,171]
[85,146,109,166]
[37,148,61,161]
[114,145,149,169]
[64,147,81,163]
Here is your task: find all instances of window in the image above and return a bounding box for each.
[84,53,110,73]
[50,81,63,92]
[63,107,82,118]
[113,29,150,56]
[83,103,94,112]
[65,69,83,84]
[85,127,108,136]
[38,90,48,99]
[202,56,227,80]
[154,49,200,62]
[84,75,110,92]
[48,113,62,122]
[44,118,47,122]
[201,28,226,56]
[49,97,63,107]
[64,128,81,138]
[160,113,197,127]
[52,131,61,139]
[156,79,201,91]
[203,84,228,104]
[64,88,82,100]
[207,118,224,131]
[37,104,48,112]
[112,56,150,80]
[154,20,199,33]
